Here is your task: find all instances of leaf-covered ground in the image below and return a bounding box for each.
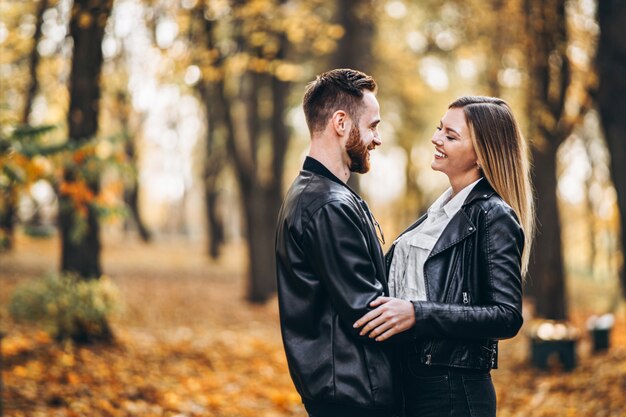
[1,235,625,417]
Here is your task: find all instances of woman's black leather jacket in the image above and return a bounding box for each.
[386,178,524,370]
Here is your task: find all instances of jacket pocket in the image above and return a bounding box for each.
[331,314,378,406]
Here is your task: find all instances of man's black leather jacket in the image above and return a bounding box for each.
[387,178,524,370]
[275,157,399,416]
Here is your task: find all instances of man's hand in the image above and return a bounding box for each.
[353,296,416,341]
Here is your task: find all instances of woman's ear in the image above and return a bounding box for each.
[331,110,350,136]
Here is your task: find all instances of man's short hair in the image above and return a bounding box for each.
[303,68,377,134]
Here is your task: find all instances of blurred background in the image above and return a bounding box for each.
[1,0,625,416]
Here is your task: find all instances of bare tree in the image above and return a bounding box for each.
[524,0,571,320]
[189,5,226,259]
[118,90,152,242]
[596,0,626,298]
[198,0,293,302]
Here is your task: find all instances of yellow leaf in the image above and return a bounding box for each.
[13,366,27,377]
[78,12,93,28]
[66,371,81,385]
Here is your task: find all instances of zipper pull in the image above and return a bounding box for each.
[463,292,469,304]
[425,354,432,365]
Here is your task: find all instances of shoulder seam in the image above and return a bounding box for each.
[299,196,360,247]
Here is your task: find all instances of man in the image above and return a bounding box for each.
[275,69,399,417]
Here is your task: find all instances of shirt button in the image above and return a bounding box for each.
[469,227,474,231]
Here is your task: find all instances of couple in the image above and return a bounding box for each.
[275,68,534,417]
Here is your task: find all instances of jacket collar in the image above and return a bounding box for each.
[429,178,496,258]
[303,156,344,186]
[462,177,496,206]
[389,178,496,254]
[303,156,362,197]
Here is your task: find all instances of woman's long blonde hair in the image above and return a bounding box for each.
[449,96,535,277]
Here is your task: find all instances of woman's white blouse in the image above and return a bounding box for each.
[388,178,482,301]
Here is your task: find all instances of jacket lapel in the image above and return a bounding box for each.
[428,210,476,258]
[387,179,496,265]
[428,178,496,257]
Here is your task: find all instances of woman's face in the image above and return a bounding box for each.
[430,107,480,185]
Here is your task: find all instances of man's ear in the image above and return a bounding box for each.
[331,110,350,136]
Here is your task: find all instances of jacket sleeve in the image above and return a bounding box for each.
[302,199,386,343]
[412,203,524,340]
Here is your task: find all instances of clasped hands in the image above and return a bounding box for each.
[353,296,416,341]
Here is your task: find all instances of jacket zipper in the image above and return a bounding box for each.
[462,291,469,305]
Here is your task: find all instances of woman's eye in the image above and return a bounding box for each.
[446,136,456,141]
[436,126,442,131]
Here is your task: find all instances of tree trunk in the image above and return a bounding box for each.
[124,180,151,242]
[120,98,151,243]
[201,100,226,259]
[531,141,568,319]
[243,185,282,302]
[333,0,375,194]
[59,194,102,278]
[596,0,626,299]
[221,1,291,302]
[247,38,292,301]
[485,0,505,97]
[23,0,48,124]
[223,74,283,301]
[239,71,289,302]
[524,0,570,319]
[205,186,224,259]
[60,0,113,279]
[582,131,598,277]
[202,87,225,259]
[332,0,375,72]
[0,188,17,251]
[192,6,226,259]
[0,0,48,251]
[202,83,225,259]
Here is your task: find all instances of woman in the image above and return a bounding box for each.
[353,96,534,417]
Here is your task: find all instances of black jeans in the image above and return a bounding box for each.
[304,401,399,417]
[403,349,496,417]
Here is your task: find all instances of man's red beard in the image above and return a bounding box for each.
[346,126,372,174]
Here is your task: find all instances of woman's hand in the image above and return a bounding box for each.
[353,296,416,341]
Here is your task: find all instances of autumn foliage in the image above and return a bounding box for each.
[1,236,625,417]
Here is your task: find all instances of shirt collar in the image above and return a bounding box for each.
[303,156,348,188]
[430,177,483,218]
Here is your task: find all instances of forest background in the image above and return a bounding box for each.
[1,0,626,416]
